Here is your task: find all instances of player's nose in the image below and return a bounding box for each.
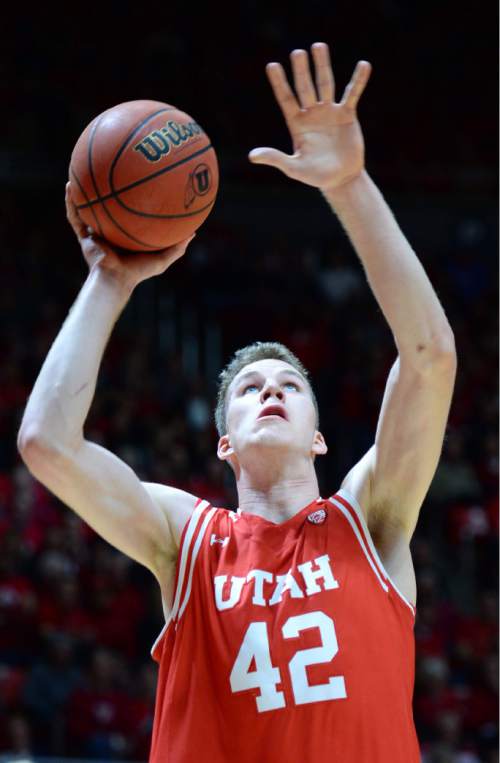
[260,379,284,403]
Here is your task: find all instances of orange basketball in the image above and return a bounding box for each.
[69,100,219,251]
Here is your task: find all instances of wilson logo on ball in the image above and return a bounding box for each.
[185,164,212,208]
[134,120,203,163]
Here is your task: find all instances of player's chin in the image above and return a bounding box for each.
[249,428,294,448]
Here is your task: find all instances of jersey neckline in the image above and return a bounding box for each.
[235,496,324,528]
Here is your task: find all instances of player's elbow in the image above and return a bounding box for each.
[428,331,457,373]
[17,426,64,475]
[416,328,457,380]
[18,424,45,458]
[400,331,457,378]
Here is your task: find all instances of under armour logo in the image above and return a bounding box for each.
[210,534,229,548]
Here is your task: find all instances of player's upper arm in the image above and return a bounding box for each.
[18,437,198,580]
[342,347,457,543]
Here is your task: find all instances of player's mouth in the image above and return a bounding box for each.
[257,404,288,421]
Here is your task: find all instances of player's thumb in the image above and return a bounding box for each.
[248,147,294,175]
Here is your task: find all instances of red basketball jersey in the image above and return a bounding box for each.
[149,489,420,762]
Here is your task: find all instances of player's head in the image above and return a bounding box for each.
[215,341,327,472]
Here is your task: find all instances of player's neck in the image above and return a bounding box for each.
[235,459,320,524]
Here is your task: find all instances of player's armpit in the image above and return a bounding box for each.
[19,437,198,580]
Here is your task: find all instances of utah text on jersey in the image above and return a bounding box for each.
[214,554,338,610]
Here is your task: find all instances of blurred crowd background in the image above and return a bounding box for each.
[0,1,497,762]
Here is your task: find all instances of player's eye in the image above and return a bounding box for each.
[242,384,259,394]
[283,381,299,391]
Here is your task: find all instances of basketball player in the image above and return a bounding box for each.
[18,43,456,762]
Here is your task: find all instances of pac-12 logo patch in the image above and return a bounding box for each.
[307,509,327,525]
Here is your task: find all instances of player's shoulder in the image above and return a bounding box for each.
[172,499,240,565]
[142,482,200,550]
[144,484,236,543]
[339,451,373,525]
[202,504,238,533]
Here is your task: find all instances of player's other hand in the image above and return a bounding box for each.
[249,43,371,193]
[65,183,195,291]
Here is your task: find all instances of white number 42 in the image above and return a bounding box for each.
[230,610,347,712]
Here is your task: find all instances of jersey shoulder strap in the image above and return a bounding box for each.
[172,498,217,628]
[151,498,217,660]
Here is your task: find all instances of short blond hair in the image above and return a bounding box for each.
[214,341,319,436]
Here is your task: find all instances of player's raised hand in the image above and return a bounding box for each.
[65,183,194,290]
[249,43,371,192]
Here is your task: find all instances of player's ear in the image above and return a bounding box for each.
[312,430,328,457]
[217,434,235,462]
[217,435,239,475]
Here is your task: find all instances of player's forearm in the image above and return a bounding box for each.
[18,267,133,454]
[323,171,455,364]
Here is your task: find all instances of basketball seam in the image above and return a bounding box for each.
[87,114,159,249]
[70,166,104,238]
[77,143,215,210]
[87,116,107,238]
[108,106,176,212]
[102,198,216,220]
